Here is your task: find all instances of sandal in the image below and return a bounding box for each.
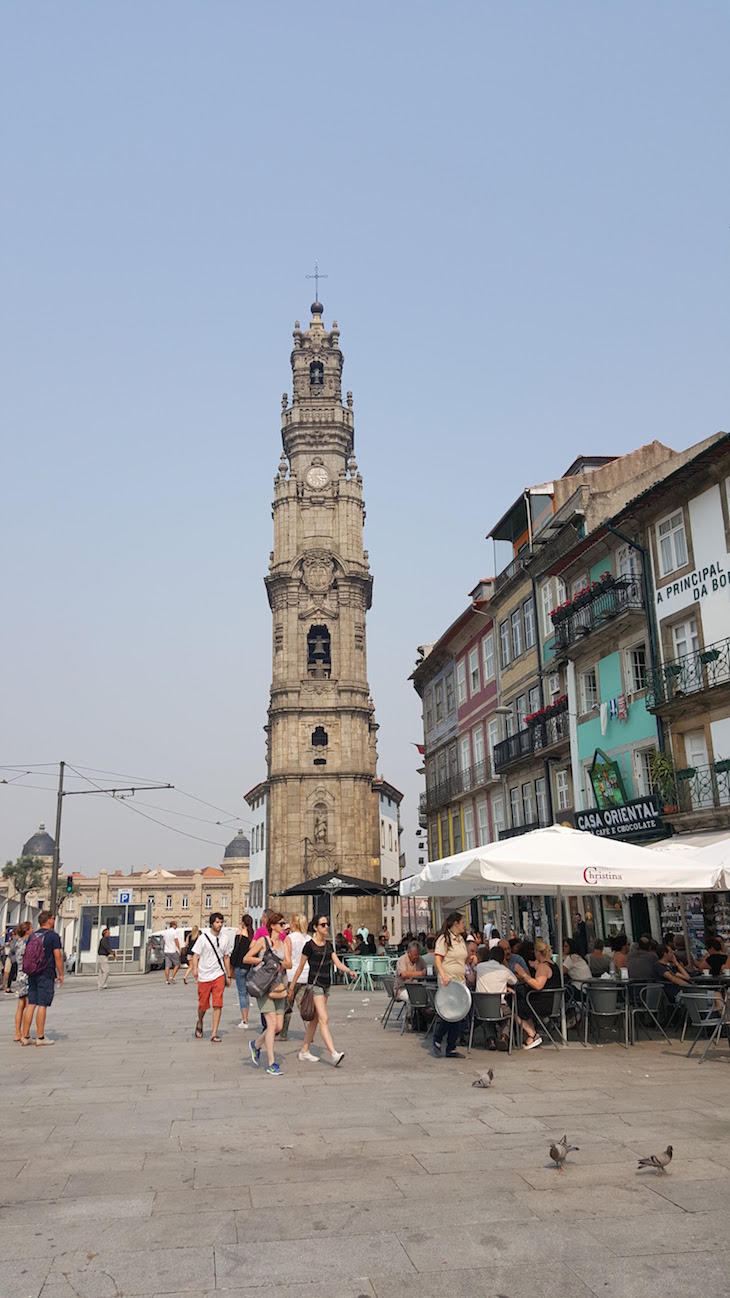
[195,1027,203,1039]
[211,1035,222,1044]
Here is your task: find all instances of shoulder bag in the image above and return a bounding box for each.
[246,939,283,999]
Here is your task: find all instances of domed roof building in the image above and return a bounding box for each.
[223,829,250,861]
[22,822,55,860]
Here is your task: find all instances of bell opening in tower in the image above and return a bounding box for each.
[309,360,324,387]
[307,625,331,679]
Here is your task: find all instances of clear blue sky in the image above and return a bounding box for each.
[2,3,728,874]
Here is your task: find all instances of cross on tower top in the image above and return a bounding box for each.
[306,261,327,306]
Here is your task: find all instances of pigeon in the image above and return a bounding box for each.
[549,1134,579,1172]
[472,1069,494,1088]
[637,1146,673,1175]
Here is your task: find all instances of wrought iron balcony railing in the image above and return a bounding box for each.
[674,762,730,815]
[646,636,730,709]
[551,576,644,652]
[424,758,495,814]
[493,698,569,772]
[499,818,551,841]
[494,554,528,594]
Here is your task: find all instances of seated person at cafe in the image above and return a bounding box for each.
[335,932,350,954]
[611,933,630,974]
[563,938,592,984]
[422,934,437,973]
[476,945,541,1050]
[651,944,691,1003]
[699,936,730,977]
[465,935,479,989]
[588,939,612,977]
[394,941,427,1001]
[627,935,658,982]
[507,937,529,975]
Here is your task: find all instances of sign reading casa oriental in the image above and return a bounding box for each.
[656,559,729,610]
[574,794,667,842]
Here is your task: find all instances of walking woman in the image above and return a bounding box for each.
[279,913,309,1042]
[243,912,291,1075]
[230,914,254,1030]
[183,925,200,984]
[12,922,33,1042]
[433,910,468,1058]
[287,913,357,1066]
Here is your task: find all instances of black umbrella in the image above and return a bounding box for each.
[274,869,396,898]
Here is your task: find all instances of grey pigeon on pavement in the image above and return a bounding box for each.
[549,1134,579,1172]
[637,1145,673,1174]
[472,1069,494,1088]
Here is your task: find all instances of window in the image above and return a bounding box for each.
[511,608,523,658]
[556,577,567,605]
[523,597,536,649]
[434,681,444,722]
[634,749,656,797]
[505,710,516,737]
[472,725,485,769]
[445,672,455,714]
[452,812,462,855]
[487,718,499,764]
[260,824,264,852]
[388,824,393,851]
[658,510,688,576]
[571,574,588,599]
[468,648,480,695]
[437,751,447,785]
[463,806,476,850]
[381,819,385,848]
[440,810,450,853]
[476,799,490,846]
[456,660,467,704]
[147,894,155,907]
[516,694,527,730]
[460,735,471,775]
[535,777,548,824]
[499,620,511,668]
[555,768,570,810]
[509,787,522,828]
[541,580,554,638]
[548,672,561,702]
[482,632,495,681]
[309,360,324,386]
[672,616,699,660]
[205,893,212,909]
[84,895,93,905]
[429,819,439,860]
[627,644,647,694]
[492,795,505,838]
[220,894,228,909]
[528,685,540,715]
[65,897,74,913]
[307,625,331,678]
[181,895,189,910]
[165,894,172,911]
[522,782,534,825]
[425,688,434,731]
[580,668,598,713]
[617,545,639,578]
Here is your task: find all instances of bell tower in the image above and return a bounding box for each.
[264,299,381,922]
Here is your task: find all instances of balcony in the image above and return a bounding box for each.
[418,792,428,828]
[646,635,730,711]
[424,758,495,814]
[551,576,644,653]
[499,818,551,841]
[493,698,569,773]
[494,554,528,595]
[663,762,730,832]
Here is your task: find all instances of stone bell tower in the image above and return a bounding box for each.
[264,298,381,925]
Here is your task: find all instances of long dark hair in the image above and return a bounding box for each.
[438,911,464,949]
[240,914,254,940]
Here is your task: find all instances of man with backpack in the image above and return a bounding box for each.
[190,913,232,1043]
[21,911,63,1046]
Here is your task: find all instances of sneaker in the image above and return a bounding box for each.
[444,1050,465,1059]
[298,1050,319,1063]
[432,1044,442,1057]
[20,1038,32,1047]
[266,1063,283,1076]
[235,1021,247,1030]
[249,1040,261,1067]
[35,1038,54,1046]
[331,1050,345,1067]
[524,1035,542,1050]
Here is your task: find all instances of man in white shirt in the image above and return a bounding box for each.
[475,944,541,1051]
[191,913,233,1043]
[163,922,181,985]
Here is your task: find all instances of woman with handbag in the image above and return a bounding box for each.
[287,913,357,1066]
[243,912,291,1076]
[279,914,309,1042]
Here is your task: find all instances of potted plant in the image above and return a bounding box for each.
[699,647,720,665]
[649,750,678,813]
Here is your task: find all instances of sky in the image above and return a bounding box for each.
[2,2,728,876]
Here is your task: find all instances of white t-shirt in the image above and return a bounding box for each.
[163,928,181,954]
[192,928,233,982]
[476,960,517,1001]
[288,931,309,984]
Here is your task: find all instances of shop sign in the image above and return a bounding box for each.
[656,559,729,610]
[589,748,628,809]
[575,793,666,841]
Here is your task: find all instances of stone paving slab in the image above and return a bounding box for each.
[1,976,729,1297]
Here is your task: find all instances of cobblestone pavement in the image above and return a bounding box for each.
[1,974,729,1298]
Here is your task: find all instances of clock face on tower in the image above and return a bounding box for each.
[306,464,329,489]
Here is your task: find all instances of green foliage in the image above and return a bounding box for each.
[648,750,677,806]
[3,855,46,901]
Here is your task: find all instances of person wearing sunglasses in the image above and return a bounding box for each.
[243,912,291,1075]
[287,913,357,1065]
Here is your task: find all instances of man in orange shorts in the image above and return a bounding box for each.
[191,913,233,1043]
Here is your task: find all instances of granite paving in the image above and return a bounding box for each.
[1,973,729,1297]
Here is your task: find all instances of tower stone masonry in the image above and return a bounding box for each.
[264,299,381,929]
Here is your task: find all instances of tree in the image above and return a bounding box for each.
[3,856,47,921]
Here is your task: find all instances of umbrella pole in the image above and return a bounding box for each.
[556,886,568,1047]
[679,893,692,966]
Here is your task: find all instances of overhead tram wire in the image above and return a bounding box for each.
[64,764,232,849]
[64,765,251,825]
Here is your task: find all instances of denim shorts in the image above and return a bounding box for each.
[28,973,55,1008]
